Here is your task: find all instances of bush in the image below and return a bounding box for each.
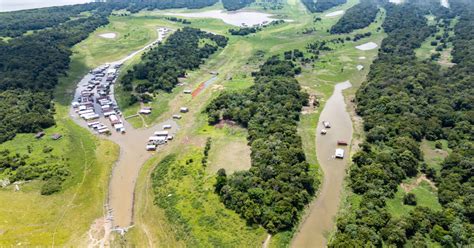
[403,192,417,206]
[41,177,62,195]
[434,141,443,149]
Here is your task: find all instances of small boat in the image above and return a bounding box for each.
[321,129,327,135]
[337,140,348,146]
[322,121,331,128]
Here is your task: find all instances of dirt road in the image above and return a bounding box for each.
[291,81,353,247]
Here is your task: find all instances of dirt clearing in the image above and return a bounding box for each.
[209,139,251,174]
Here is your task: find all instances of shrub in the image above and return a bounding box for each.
[403,192,417,206]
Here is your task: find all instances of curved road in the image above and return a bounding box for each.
[291,81,353,247]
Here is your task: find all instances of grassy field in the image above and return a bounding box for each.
[0,105,119,246]
[415,16,457,67]
[386,182,442,218]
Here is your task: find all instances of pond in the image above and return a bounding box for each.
[164,10,287,27]
[0,0,92,12]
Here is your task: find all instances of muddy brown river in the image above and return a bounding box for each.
[69,28,178,230]
[291,81,353,247]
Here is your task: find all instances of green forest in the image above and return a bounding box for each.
[108,0,218,12]
[0,8,111,143]
[120,27,227,106]
[300,0,347,13]
[330,0,473,246]
[206,57,315,233]
[330,0,379,34]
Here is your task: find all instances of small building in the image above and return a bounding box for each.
[146,144,157,151]
[109,115,121,125]
[337,140,348,146]
[154,131,169,136]
[180,107,189,113]
[87,121,100,127]
[114,123,124,132]
[98,127,110,134]
[335,148,344,159]
[322,121,331,128]
[51,133,62,140]
[84,113,100,120]
[139,109,152,114]
[104,111,116,117]
[35,131,45,139]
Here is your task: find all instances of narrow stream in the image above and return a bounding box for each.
[291,81,353,247]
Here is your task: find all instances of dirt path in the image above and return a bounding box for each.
[291,81,353,248]
[401,174,437,192]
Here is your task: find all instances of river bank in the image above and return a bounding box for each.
[291,81,353,247]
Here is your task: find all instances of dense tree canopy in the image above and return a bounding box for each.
[120,27,227,105]
[0,9,111,143]
[206,57,314,233]
[330,0,473,246]
[0,3,105,37]
[330,0,379,34]
[221,0,255,11]
[107,0,218,12]
[301,0,347,13]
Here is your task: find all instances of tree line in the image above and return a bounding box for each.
[330,0,379,34]
[107,0,219,12]
[301,0,346,13]
[330,0,473,246]
[207,57,315,233]
[120,27,227,106]
[222,0,255,11]
[0,3,105,37]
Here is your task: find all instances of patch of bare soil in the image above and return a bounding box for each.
[401,174,438,193]
[301,94,321,115]
[87,214,113,248]
[209,140,252,174]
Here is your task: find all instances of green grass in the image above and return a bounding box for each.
[0,106,119,246]
[150,149,267,247]
[386,182,442,219]
[415,17,458,66]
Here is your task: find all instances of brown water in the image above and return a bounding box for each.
[291,81,353,248]
[69,28,177,229]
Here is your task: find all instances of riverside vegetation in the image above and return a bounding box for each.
[331,0,473,246]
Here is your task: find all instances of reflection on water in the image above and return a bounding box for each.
[164,10,286,27]
[0,0,92,12]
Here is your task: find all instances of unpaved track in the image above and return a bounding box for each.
[291,81,353,248]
